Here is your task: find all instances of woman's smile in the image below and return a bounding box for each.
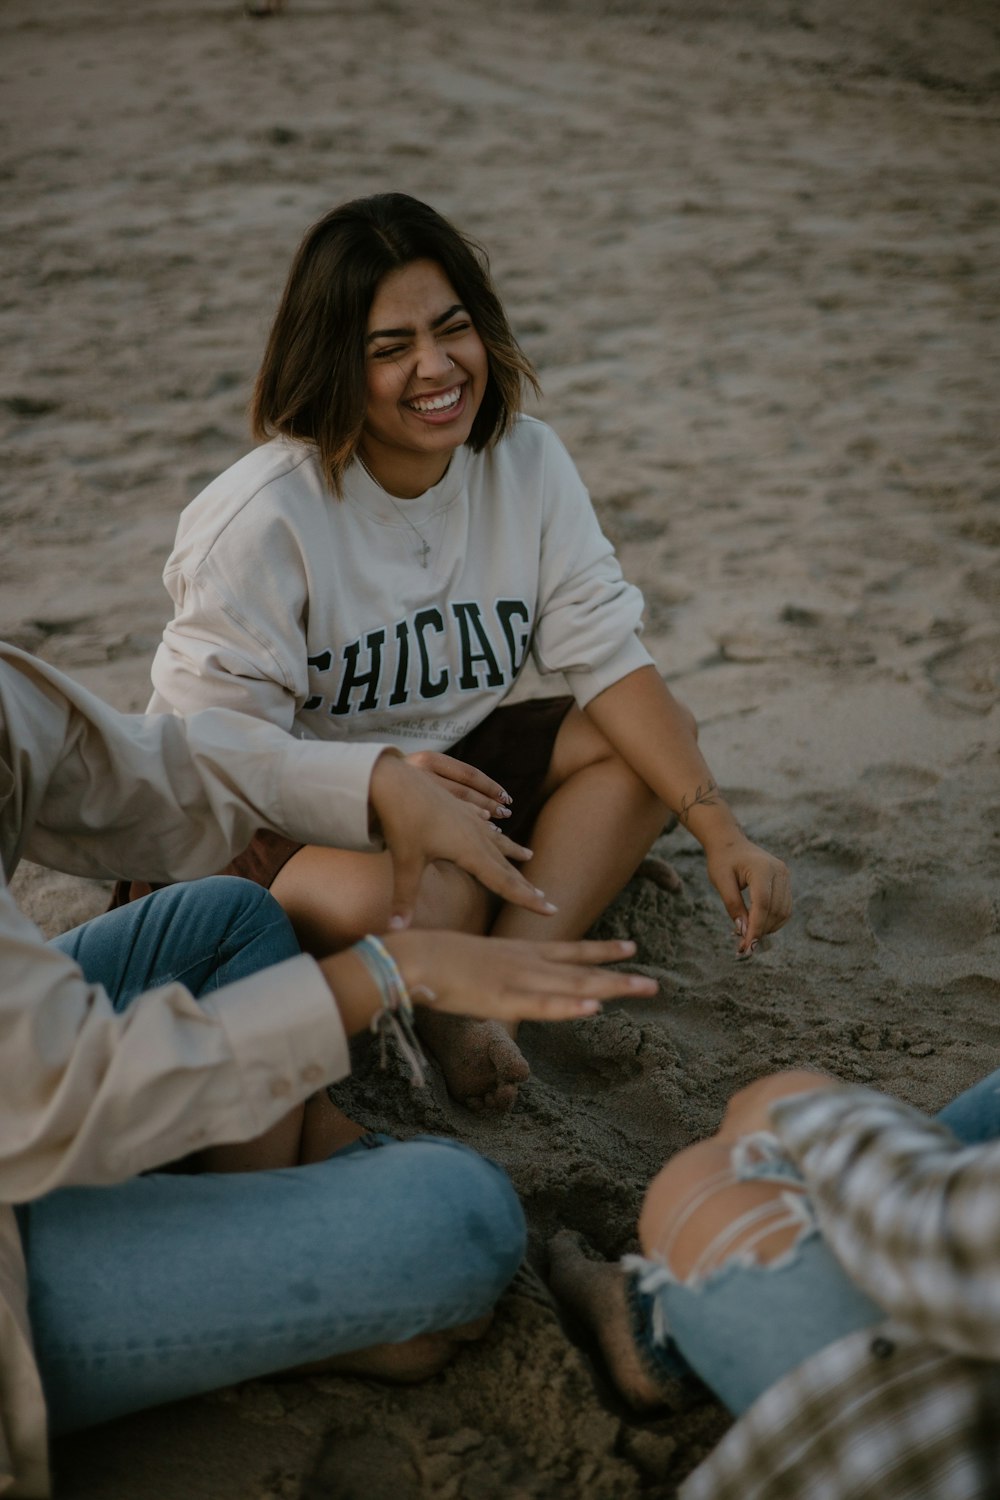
[404,382,466,418]
[360,258,488,497]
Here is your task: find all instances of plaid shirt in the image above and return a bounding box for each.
[680,1085,1000,1500]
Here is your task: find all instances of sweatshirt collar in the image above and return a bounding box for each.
[342,445,471,527]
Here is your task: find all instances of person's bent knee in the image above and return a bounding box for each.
[169,874,275,920]
[406,1139,527,1307]
[717,1069,838,1143]
[638,1139,728,1262]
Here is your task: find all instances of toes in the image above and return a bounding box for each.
[486,1030,531,1085]
[636,855,683,894]
[482,1080,520,1113]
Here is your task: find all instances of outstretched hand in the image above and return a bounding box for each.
[384,931,659,1023]
[705,835,793,956]
[368,751,553,930]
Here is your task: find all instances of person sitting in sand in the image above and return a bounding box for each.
[124,191,791,1116]
[0,641,657,1499]
[550,1065,1000,1499]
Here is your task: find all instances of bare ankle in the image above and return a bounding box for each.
[548,1231,671,1412]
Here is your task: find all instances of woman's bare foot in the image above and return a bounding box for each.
[635,854,683,894]
[548,1230,670,1411]
[415,1010,530,1112]
[294,1315,493,1382]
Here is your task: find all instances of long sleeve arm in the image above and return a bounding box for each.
[772,1085,1000,1359]
[5,645,382,883]
[530,426,652,705]
[0,644,388,1199]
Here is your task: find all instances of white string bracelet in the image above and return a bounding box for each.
[353,935,428,1088]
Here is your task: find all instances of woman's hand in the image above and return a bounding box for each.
[704,835,793,956]
[368,750,551,931]
[385,931,659,1023]
[405,750,512,820]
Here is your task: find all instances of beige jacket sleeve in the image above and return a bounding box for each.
[0,645,385,1200]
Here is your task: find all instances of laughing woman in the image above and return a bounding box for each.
[136,193,791,1110]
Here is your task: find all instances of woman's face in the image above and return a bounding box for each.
[360,258,489,497]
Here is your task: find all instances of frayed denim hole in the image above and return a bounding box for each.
[681,1211,821,1296]
[620,1261,692,1381]
[729,1130,806,1187]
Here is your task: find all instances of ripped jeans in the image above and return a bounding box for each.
[622,1067,1000,1415]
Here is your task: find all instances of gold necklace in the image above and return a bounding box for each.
[357,454,433,568]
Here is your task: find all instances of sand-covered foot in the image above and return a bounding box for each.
[548,1229,670,1411]
[298,1315,493,1383]
[415,1010,530,1113]
[635,854,683,894]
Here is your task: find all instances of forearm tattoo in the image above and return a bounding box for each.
[678,779,720,827]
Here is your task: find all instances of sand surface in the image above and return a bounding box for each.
[3,1,999,1496]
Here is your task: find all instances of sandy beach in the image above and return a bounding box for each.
[3,1,999,1495]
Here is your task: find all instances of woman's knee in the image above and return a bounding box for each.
[402,1139,527,1298]
[167,877,300,989]
[167,874,276,924]
[638,1139,728,1264]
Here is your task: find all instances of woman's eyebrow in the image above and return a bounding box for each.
[366,303,466,342]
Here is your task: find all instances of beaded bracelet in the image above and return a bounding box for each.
[353,934,428,1088]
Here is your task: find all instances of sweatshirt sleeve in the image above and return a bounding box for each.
[149,568,304,730]
[530,426,653,707]
[771,1084,1000,1359]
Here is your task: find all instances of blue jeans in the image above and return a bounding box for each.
[19,878,526,1434]
[626,1066,1000,1415]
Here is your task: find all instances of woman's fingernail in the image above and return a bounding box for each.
[618,940,637,954]
[578,1000,602,1015]
[500,791,513,805]
[388,914,409,931]
[629,974,654,990]
[541,899,559,913]
[496,804,511,817]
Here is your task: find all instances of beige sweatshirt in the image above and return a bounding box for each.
[147,416,653,748]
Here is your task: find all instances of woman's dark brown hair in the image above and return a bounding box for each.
[250,193,540,496]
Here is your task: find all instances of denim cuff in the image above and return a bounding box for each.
[624,1263,692,1385]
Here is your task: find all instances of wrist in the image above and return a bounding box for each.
[683,801,744,850]
[367,747,405,840]
[380,929,431,997]
[319,947,382,1037]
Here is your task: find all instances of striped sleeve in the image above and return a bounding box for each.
[771,1086,1000,1359]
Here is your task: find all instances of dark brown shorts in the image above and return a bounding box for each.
[110,695,575,905]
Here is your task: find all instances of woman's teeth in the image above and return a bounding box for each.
[407,386,462,414]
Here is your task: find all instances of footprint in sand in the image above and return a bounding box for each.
[925,633,1000,713]
[868,880,997,957]
[859,763,940,801]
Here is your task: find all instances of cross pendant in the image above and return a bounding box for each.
[417,539,431,568]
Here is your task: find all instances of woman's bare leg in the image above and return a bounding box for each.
[262,701,684,1116]
[489,706,670,1045]
[492,708,669,944]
